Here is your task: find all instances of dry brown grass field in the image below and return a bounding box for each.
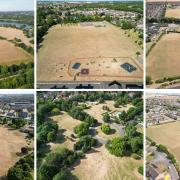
[165,7,180,19]
[49,101,142,180]
[147,121,180,163]
[72,146,142,180]
[0,27,32,46]
[147,33,180,80]
[0,126,27,177]
[50,112,81,150]
[37,22,143,83]
[0,40,32,65]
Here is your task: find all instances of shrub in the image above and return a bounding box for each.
[74,135,97,153]
[21,147,28,154]
[146,76,153,85]
[74,123,89,137]
[51,108,61,116]
[103,112,110,122]
[138,166,143,175]
[101,124,111,134]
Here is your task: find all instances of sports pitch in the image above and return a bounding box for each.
[37,22,143,83]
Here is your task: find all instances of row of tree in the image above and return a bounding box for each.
[0,62,34,88]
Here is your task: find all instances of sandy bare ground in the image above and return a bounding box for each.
[165,7,180,19]
[147,33,180,80]
[37,22,143,83]
[0,27,32,47]
[72,146,142,180]
[0,126,27,177]
[0,40,32,65]
[147,121,180,163]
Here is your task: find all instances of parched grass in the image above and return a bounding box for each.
[72,146,142,180]
[37,22,142,82]
[147,33,180,81]
[0,40,33,65]
[147,121,180,163]
[0,126,28,176]
[165,8,180,19]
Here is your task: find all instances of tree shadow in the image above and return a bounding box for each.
[53,129,67,144]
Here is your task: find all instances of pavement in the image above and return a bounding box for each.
[90,122,125,145]
[147,146,180,180]
[37,81,143,89]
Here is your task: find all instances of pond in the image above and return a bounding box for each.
[0,21,31,29]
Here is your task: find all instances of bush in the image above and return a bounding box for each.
[131,153,140,160]
[107,137,128,157]
[53,169,78,180]
[103,112,110,122]
[138,166,143,175]
[21,147,28,154]
[74,123,89,137]
[146,76,153,85]
[39,148,79,180]
[74,135,97,153]
[47,131,57,142]
[101,124,111,134]
[51,108,61,116]
[7,153,34,180]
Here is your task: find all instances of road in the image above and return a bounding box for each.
[111,122,125,136]
[147,146,180,180]
[90,122,125,145]
[37,81,143,89]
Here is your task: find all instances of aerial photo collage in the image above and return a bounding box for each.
[0,0,180,180]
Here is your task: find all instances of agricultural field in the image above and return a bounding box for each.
[147,121,180,163]
[0,126,27,177]
[147,33,180,82]
[37,92,143,180]
[37,22,143,83]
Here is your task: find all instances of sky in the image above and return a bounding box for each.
[0,0,34,11]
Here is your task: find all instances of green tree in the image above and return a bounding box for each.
[74,123,89,137]
[103,112,110,122]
